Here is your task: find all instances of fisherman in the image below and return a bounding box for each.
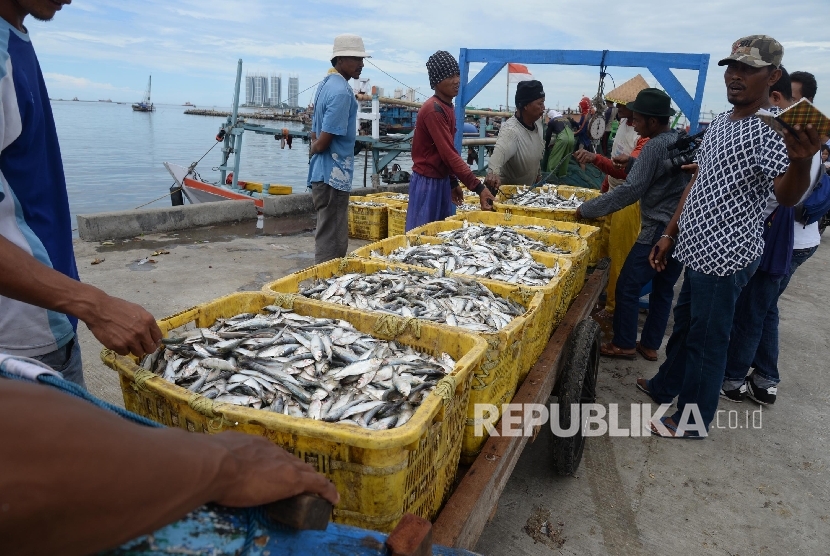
[483,80,546,189]
[0,0,162,386]
[543,109,576,177]
[645,36,821,437]
[720,68,825,406]
[308,34,370,264]
[405,50,495,231]
[574,89,688,362]
[573,100,647,320]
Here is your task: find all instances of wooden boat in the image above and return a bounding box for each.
[164,163,292,208]
[132,76,155,112]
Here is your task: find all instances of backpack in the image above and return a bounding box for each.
[799,172,830,226]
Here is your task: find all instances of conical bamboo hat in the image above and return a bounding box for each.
[605,74,650,104]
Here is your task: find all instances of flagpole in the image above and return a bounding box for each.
[505,66,509,112]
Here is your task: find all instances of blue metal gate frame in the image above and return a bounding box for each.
[453,49,710,152]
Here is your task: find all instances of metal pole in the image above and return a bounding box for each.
[230,59,243,190]
[478,117,486,171]
[232,131,243,189]
[505,69,509,112]
[231,59,242,126]
[363,148,368,187]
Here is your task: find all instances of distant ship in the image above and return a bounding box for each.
[183,101,195,107]
[98,99,113,103]
[72,97,79,101]
[132,76,155,112]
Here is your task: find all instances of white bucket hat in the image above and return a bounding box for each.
[332,34,371,59]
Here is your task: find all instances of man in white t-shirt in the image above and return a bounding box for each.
[641,36,821,437]
[720,69,824,405]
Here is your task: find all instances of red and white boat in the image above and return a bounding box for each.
[164,163,293,208]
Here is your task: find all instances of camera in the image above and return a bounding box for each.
[663,129,706,175]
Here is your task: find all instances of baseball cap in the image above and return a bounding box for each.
[718,35,783,68]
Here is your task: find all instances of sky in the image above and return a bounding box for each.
[30,0,830,120]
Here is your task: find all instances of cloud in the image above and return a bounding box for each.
[43,73,134,92]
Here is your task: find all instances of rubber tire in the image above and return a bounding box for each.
[551,318,601,476]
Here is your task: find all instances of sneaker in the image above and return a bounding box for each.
[747,380,777,405]
[720,382,747,403]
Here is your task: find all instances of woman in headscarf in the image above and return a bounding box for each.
[405,51,495,231]
[544,109,575,177]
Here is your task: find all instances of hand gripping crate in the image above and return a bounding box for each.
[100,292,487,532]
[387,204,408,237]
[348,196,405,241]
[405,220,590,324]
[445,210,602,266]
[494,184,609,259]
[350,235,576,382]
[261,257,544,464]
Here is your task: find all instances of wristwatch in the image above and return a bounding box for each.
[473,183,485,195]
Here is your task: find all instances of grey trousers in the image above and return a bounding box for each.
[32,334,86,389]
[311,181,350,264]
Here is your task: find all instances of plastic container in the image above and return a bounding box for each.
[261,258,545,464]
[445,210,602,266]
[366,192,409,203]
[348,196,406,241]
[387,204,408,238]
[350,235,576,381]
[100,292,487,532]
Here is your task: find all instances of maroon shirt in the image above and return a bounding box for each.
[411,96,480,190]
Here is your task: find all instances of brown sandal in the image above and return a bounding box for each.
[636,342,658,361]
[600,342,637,360]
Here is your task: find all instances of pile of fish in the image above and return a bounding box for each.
[371,240,561,286]
[377,193,408,201]
[511,224,580,236]
[434,224,572,255]
[504,187,585,209]
[298,269,525,332]
[350,200,388,208]
[456,203,480,212]
[141,307,456,429]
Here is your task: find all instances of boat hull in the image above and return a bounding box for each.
[164,163,264,208]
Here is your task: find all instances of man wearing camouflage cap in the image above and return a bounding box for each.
[641,35,822,438]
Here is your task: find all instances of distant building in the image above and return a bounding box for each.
[393,87,403,100]
[270,73,282,107]
[288,76,299,108]
[244,73,269,106]
[376,87,384,98]
[245,75,254,104]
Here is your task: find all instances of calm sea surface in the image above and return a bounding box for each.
[51,101,412,231]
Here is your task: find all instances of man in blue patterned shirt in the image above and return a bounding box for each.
[641,35,822,438]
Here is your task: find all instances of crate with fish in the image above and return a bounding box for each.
[350,235,576,380]
[445,210,602,266]
[261,258,545,463]
[366,192,410,203]
[493,184,609,258]
[387,203,408,237]
[348,196,405,241]
[100,292,488,532]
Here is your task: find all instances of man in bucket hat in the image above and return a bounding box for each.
[575,88,688,366]
[642,35,821,438]
[405,50,495,231]
[308,34,370,264]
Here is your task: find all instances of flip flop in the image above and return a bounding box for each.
[600,342,637,360]
[649,416,705,440]
[636,342,658,362]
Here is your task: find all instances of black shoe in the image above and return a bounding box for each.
[720,382,747,403]
[747,379,777,405]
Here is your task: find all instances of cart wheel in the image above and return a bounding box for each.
[552,318,600,476]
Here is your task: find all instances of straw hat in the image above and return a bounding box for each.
[332,34,371,59]
[605,74,650,105]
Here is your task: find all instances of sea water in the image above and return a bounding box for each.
[51,101,412,230]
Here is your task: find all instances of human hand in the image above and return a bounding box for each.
[650,237,673,272]
[210,432,340,506]
[783,124,822,162]
[681,163,699,176]
[611,154,630,168]
[484,172,501,191]
[451,185,464,206]
[82,292,162,357]
[479,187,496,211]
[573,150,596,165]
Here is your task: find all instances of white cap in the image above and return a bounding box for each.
[547,109,562,119]
[332,34,371,59]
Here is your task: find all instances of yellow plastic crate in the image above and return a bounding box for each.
[100,292,487,532]
[494,185,609,259]
[366,192,409,203]
[445,210,602,266]
[348,195,403,241]
[350,235,576,382]
[387,204,408,237]
[405,220,589,320]
[261,258,545,464]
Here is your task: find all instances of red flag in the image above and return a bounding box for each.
[507,63,533,83]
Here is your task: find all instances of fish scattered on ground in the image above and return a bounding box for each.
[371,240,561,286]
[433,223,571,255]
[504,186,586,209]
[141,307,456,429]
[298,268,525,332]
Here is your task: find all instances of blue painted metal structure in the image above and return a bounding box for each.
[453,49,710,152]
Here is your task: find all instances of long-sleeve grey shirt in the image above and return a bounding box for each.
[579,130,689,245]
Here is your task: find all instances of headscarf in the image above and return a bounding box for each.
[426,51,460,89]
[579,96,591,114]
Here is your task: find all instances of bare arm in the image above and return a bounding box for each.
[309,131,335,155]
[0,379,339,556]
[0,235,162,356]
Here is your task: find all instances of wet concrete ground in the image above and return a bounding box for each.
[74,225,830,555]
